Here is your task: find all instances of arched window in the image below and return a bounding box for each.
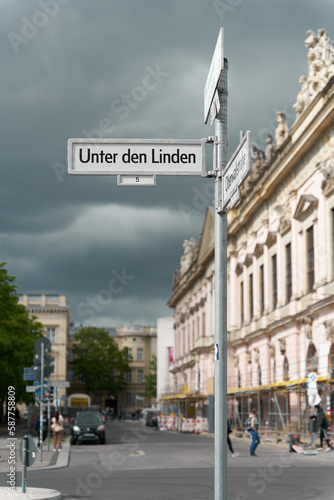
[306,343,318,373]
[283,356,289,381]
[329,343,334,379]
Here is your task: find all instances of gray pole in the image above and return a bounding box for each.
[214,58,228,499]
[22,435,28,493]
[39,342,44,462]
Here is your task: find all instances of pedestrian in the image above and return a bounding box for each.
[51,411,64,452]
[227,420,239,457]
[248,408,260,456]
[315,404,331,452]
[35,410,48,448]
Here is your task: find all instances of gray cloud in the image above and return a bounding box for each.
[1,0,334,326]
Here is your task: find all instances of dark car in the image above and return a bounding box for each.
[71,411,106,445]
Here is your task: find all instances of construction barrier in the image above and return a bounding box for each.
[195,418,209,433]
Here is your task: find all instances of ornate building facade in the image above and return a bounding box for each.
[167,29,334,432]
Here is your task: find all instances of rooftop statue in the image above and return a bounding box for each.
[294,29,334,117]
[179,237,198,275]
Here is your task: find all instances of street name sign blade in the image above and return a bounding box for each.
[68,138,208,177]
[222,130,251,208]
[26,386,36,393]
[51,381,70,387]
[204,27,224,124]
[24,374,37,381]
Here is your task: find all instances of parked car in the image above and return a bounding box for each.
[71,411,106,445]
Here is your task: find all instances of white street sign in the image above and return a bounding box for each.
[68,139,208,177]
[204,27,224,124]
[26,386,36,393]
[222,130,251,207]
[117,175,156,187]
[51,381,70,387]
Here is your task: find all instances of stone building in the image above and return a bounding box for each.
[167,29,334,432]
[18,293,70,403]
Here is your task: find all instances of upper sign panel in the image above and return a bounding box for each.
[204,28,224,124]
[68,139,207,176]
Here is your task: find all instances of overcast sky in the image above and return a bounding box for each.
[1,0,333,328]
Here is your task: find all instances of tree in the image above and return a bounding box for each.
[142,354,157,399]
[72,327,130,406]
[0,263,44,420]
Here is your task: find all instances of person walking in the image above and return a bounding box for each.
[51,411,64,452]
[227,420,239,457]
[249,408,260,456]
[315,404,331,452]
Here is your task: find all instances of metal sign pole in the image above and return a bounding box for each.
[39,342,44,462]
[214,57,228,500]
[22,436,28,493]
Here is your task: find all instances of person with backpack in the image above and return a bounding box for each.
[247,408,260,456]
[315,404,331,451]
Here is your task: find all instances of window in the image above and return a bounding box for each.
[257,364,262,386]
[307,226,314,292]
[306,343,318,373]
[329,343,334,379]
[249,273,254,319]
[126,371,132,383]
[259,265,264,315]
[240,281,244,324]
[286,243,292,303]
[137,348,143,361]
[202,312,206,337]
[137,370,143,383]
[283,356,289,381]
[68,369,75,382]
[68,349,75,362]
[127,348,132,361]
[272,254,277,309]
[126,392,132,406]
[46,327,56,343]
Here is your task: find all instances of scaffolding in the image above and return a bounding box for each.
[228,375,334,437]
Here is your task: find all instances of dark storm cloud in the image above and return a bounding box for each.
[1,0,334,325]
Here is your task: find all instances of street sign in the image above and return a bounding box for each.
[210,90,221,126]
[26,386,36,393]
[51,381,70,387]
[204,28,224,124]
[34,337,51,355]
[24,368,36,381]
[222,130,251,207]
[68,138,208,177]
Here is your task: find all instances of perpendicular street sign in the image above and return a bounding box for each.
[51,381,70,387]
[68,138,208,177]
[26,386,36,393]
[204,28,224,124]
[222,130,251,208]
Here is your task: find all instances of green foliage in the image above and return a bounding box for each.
[72,327,130,403]
[142,354,157,399]
[0,262,44,408]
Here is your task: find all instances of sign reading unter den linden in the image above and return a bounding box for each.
[68,139,207,176]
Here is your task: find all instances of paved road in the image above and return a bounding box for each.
[1,419,333,499]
